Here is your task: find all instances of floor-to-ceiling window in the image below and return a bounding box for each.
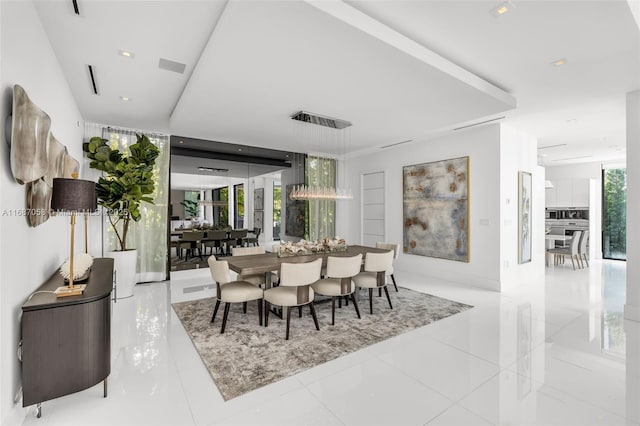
[234,183,244,229]
[273,182,281,240]
[602,167,626,260]
[213,187,229,227]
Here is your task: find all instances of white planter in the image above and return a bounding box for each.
[108,249,137,298]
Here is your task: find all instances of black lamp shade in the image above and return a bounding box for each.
[51,178,97,212]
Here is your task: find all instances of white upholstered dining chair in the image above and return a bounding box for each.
[376,242,400,292]
[208,256,263,333]
[311,254,362,325]
[264,258,322,340]
[352,250,395,314]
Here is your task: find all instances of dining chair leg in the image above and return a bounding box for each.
[243,301,247,314]
[369,288,374,314]
[338,297,342,309]
[378,288,382,297]
[285,306,293,340]
[264,301,270,327]
[331,297,336,325]
[391,274,398,292]
[211,300,221,323]
[309,302,320,331]
[298,306,302,318]
[350,293,361,319]
[344,296,349,306]
[257,299,263,326]
[221,303,230,334]
[383,286,393,309]
[570,256,576,270]
[584,254,590,267]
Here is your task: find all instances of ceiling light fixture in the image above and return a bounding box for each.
[551,58,567,66]
[197,166,228,173]
[289,111,353,200]
[118,49,134,59]
[489,1,514,17]
[119,96,130,101]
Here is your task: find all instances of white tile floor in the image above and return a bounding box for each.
[21,259,640,426]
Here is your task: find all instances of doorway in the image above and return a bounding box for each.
[602,167,626,260]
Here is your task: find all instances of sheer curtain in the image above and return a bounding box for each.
[84,123,170,283]
[306,155,336,241]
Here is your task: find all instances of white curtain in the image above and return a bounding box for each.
[306,155,336,241]
[84,123,170,283]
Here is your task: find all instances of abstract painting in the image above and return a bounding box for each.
[254,210,263,231]
[285,184,305,238]
[518,171,532,264]
[403,157,469,262]
[254,188,264,211]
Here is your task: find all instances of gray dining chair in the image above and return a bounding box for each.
[578,230,590,268]
[547,230,582,270]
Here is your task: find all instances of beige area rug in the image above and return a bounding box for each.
[172,288,472,400]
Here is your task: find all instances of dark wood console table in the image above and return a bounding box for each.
[21,258,114,417]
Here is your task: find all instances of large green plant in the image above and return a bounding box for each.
[83,134,160,251]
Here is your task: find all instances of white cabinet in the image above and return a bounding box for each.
[546,178,589,208]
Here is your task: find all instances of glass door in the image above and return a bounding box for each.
[602,167,626,260]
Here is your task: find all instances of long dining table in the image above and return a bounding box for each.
[225,244,390,289]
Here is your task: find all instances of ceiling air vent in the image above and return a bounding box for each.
[453,116,505,131]
[86,65,99,95]
[291,111,352,129]
[158,58,186,74]
[381,139,413,149]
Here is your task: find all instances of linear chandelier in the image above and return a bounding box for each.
[289,111,353,201]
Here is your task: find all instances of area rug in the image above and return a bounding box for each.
[172,288,472,400]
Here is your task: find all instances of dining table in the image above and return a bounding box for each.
[224,244,390,290]
[224,244,391,319]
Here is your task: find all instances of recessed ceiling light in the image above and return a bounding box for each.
[551,58,567,66]
[489,1,514,17]
[120,96,131,101]
[118,49,134,59]
[198,166,229,172]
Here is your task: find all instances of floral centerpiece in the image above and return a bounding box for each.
[276,237,347,257]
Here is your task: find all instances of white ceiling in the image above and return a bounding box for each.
[34,0,640,166]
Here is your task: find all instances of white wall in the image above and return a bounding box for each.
[0,1,85,423]
[343,123,543,291]
[344,124,503,290]
[499,124,544,285]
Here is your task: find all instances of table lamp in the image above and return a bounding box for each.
[51,178,97,297]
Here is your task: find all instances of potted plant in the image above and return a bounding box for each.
[83,134,160,297]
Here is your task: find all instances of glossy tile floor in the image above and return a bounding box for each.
[22,259,640,426]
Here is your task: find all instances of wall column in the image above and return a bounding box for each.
[625,90,640,322]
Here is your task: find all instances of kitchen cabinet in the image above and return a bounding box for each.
[546,178,589,208]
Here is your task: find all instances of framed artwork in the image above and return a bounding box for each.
[285,184,305,238]
[254,210,263,231]
[518,171,532,264]
[254,188,264,211]
[402,156,469,262]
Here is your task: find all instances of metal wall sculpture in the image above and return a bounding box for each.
[518,171,532,264]
[8,85,80,227]
[403,156,469,262]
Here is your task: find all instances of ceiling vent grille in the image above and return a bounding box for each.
[291,111,352,129]
[158,58,186,74]
[453,116,505,131]
[86,65,99,95]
